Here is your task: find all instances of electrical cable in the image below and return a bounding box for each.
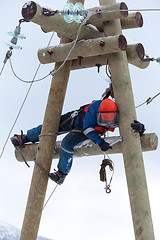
[99,8,160,15]
[0,11,93,157]
[0,63,41,158]
[7,7,160,84]
[135,91,160,108]
[43,184,58,210]
[0,63,6,77]
[9,58,51,83]
[0,48,13,77]
[1,6,160,156]
[49,10,95,77]
[8,11,95,83]
[0,32,55,158]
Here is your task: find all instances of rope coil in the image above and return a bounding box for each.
[99,156,114,194]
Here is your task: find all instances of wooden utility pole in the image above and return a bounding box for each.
[99,0,155,240]
[20,37,72,240]
[18,1,157,240]
[20,2,86,240]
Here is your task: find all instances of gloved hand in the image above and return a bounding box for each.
[99,139,112,151]
[131,120,145,136]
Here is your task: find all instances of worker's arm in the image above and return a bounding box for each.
[83,101,104,145]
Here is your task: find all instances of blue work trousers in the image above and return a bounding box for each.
[27,111,88,174]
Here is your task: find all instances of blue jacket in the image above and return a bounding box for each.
[27,100,115,144]
[82,100,103,144]
[74,100,115,145]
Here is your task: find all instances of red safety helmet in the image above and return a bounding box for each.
[97,99,119,128]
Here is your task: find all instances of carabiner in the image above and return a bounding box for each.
[105,187,111,194]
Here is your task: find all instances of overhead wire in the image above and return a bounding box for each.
[0,10,95,158]
[50,11,95,76]
[5,7,160,84]
[135,92,160,108]
[1,5,159,157]
[0,63,6,77]
[101,8,160,14]
[0,63,41,158]
[43,184,58,210]
[0,48,13,77]
[9,58,51,83]
[0,31,55,158]
[0,4,159,206]
[7,11,94,83]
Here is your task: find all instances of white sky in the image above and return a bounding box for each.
[0,0,160,240]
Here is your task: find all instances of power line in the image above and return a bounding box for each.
[0,32,55,158]
[7,11,94,83]
[43,184,58,210]
[9,58,51,83]
[0,11,92,156]
[0,63,41,158]
[135,92,160,108]
[0,63,5,77]
[0,11,93,157]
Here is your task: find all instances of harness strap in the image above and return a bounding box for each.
[59,107,84,129]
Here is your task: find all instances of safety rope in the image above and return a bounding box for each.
[99,153,114,194]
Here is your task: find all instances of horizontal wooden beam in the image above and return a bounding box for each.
[38,41,149,69]
[38,35,127,64]
[22,2,141,41]
[15,133,158,162]
[71,43,149,70]
[121,12,143,29]
[86,2,128,25]
[95,12,143,32]
[21,1,103,40]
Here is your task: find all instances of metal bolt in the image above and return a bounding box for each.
[96,9,102,14]
[96,64,101,73]
[47,48,53,55]
[78,56,83,65]
[100,40,105,47]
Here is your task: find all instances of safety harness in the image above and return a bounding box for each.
[59,102,93,130]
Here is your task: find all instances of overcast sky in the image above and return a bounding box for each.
[0,0,160,240]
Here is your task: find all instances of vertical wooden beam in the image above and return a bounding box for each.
[99,0,155,240]
[19,0,87,239]
[20,36,72,240]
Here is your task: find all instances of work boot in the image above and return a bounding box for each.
[11,130,28,147]
[48,170,67,185]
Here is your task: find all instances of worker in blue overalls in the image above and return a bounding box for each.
[11,88,145,184]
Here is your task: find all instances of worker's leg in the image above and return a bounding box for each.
[49,131,88,184]
[57,131,88,174]
[27,111,74,143]
[11,111,75,146]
